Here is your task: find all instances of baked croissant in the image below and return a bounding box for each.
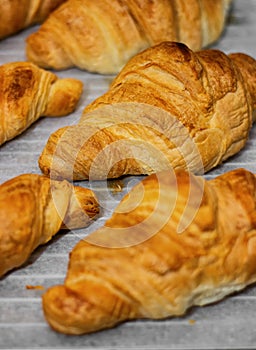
[42,167,256,335]
[38,42,256,181]
[0,173,99,277]
[26,0,233,74]
[0,61,83,146]
[0,0,66,39]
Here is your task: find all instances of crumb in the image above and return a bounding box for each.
[108,180,124,194]
[188,319,196,325]
[26,285,45,290]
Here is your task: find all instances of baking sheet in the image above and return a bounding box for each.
[1,1,256,349]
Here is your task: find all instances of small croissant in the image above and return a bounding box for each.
[0,0,66,39]
[42,167,256,335]
[0,173,99,277]
[39,42,256,181]
[0,61,83,146]
[26,0,232,74]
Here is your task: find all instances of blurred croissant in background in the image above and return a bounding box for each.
[26,0,233,74]
[0,0,66,39]
[0,61,83,146]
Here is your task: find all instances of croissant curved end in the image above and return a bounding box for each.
[42,284,126,335]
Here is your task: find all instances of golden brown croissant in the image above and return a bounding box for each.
[38,42,256,181]
[42,167,256,335]
[0,61,83,146]
[26,0,233,74]
[0,0,66,39]
[0,173,99,277]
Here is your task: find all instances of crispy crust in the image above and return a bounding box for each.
[43,168,256,335]
[26,0,232,73]
[0,173,99,277]
[39,42,256,180]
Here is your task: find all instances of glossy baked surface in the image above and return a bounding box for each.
[0,0,256,348]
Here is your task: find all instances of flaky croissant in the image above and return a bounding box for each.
[26,0,232,74]
[39,42,256,181]
[0,0,66,39]
[0,173,99,277]
[42,167,256,335]
[0,61,83,146]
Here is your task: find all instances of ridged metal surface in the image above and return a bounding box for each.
[0,0,256,348]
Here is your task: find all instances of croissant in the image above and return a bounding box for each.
[38,42,256,181]
[0,173,99,277]
[0,61,83,146]
[26,0,233,74]
[0,0,66,39]
[42,167,256,335]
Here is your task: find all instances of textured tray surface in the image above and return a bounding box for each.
[1,1,256,349]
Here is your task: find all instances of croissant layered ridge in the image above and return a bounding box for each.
[0,173,99,277]
[0,0,66,39]
[42,168,256,335]
[0,61,83,146]
[39,42,256,181]
[26,0,233,73]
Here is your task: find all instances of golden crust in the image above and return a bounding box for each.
[26,0,232,73]
[0,0,66,39]
[42,168,256,335]
[0,173,99,277]
[39,42,256,180]
[0,61,83,146]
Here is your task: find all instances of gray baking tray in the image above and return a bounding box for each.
[1,0,256,348]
